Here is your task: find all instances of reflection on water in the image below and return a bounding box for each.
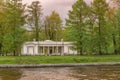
[0,65,120,80]
[70,65,120,80]
[0,69,22,80]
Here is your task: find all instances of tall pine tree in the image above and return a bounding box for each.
[91,0,109,54]
[66,0,90,55]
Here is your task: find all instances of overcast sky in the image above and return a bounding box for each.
[22,0,110,22]
[22,0,78,22]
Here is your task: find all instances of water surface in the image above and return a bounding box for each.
[0,65,120,80]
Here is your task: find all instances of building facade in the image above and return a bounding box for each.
[22,40,77,55]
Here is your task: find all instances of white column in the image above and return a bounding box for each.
[48,46,50,55]
[24,45,28,55]
[68,46,70,54]
[40,47,42,55]
[43,46,45,55]
[62,46,64,56]
[35,45,38,55]
[52,46,54,55]
[57,46,58,55]
[40,47,41,54]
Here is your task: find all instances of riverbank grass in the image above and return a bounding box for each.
[0,55,120,64]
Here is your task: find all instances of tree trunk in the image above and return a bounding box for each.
[80,40,83,55]
[35,9,39,41]
[13,50,16,56]
[105,44,108,54]
[45,23,48,40]
[98,22,102,55]
[80,48,83,55]
[112,34,117,54]
[0,43,2,54]
[118,33,120,54]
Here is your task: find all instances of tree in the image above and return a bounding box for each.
[91,0,109,55]
[66,0,90,55]
[1,0,27,55]
[44,11,62,41]
[0,0,4,54]
[114,8,120,54]
[2,28,26,55]
[106,6,120,55]
[27,1,42,41]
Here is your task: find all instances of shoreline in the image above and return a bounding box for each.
[0,62,120,68]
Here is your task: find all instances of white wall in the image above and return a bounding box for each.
[22,44,39,55]
[22,42,77,55]
[63,45,77,55]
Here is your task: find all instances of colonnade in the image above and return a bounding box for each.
[38,46,64,55]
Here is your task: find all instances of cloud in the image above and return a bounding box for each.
[22,0,95,23]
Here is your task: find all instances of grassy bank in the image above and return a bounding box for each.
[0,55,120,64]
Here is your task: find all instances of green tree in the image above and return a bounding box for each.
[27,1,42,41]
[91,0,109,55]
[2,28,26,55]
[44,11,62,41]
[1,0,27,55]
[66,0,90,55]
[106,7,120,55]
[114,8,120,54]
[0,0,4,54]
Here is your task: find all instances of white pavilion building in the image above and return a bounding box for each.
[21,40,77,55]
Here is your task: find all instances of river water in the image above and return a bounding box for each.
[0,65,120,80]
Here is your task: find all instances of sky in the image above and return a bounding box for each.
[22,0,92,22]
[22,0,110,22]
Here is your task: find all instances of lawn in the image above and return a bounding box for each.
[0,55,120,64]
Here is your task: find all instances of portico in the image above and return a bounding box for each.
[22,40,77,55]
[38,46,63,55]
